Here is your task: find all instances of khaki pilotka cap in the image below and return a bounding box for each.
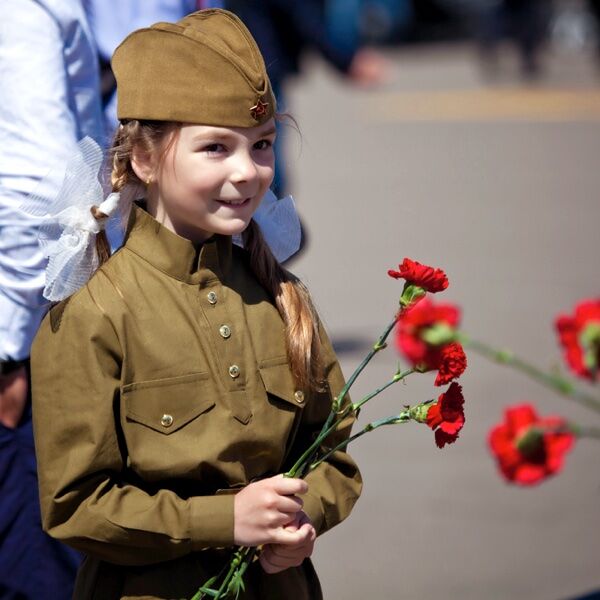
[111,8,276,127]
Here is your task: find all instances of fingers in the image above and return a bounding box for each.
[232,475,310,547]
[260,543,311,574]
[260,549,287,574]
[270,474,308,496]
[272,493,303,516]
[260,523,316,575]
[269,521,315,546]
[268,536,315,560]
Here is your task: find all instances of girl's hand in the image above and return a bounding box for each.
[259,511,316,575]
[233,474,308,547]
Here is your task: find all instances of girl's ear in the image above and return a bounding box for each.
[130,145,156,184]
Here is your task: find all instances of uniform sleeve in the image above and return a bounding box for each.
[30,287,235,566]
[286,321,363,537]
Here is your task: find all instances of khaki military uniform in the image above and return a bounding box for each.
[30,202,362,600]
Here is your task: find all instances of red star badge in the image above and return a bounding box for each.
[250,97,269,120]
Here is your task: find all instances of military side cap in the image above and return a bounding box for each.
[112,9,275,127]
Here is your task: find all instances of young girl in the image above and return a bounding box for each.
[30,9,362,600]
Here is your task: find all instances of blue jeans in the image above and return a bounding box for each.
[0,369,80,599]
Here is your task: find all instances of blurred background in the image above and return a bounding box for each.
[274,0,600,599]
[1,0,599,598]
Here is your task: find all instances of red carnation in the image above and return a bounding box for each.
[388,258,449,293]
[425,382,465,448]
[555,298,600,382]
[488,404,575,486]
[435,342,468,386]
[396,298,466,385]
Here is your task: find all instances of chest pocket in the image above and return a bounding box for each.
[122,372,216,435]
[258,358,307,411]
[257,358,309,468]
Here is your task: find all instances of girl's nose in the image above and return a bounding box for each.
[230,151,259,184]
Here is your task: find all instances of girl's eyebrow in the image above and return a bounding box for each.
[192,130,236,142]
[258,126,277,137]
[192,126,276,142]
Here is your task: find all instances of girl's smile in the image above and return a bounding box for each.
[214,197,252,206]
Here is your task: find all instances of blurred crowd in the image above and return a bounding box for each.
[1,0,599,598]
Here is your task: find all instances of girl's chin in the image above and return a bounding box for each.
[211,216,255,237]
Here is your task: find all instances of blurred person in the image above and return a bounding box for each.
[227,0,390,197]
[477,0,547,78]
[0,0,104,597]
[589,0,600,66]
[325,0,361,55]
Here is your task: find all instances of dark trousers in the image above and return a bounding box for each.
[0,366,80,599]
[478,0,545,75]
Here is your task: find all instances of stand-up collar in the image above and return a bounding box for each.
[123,201,232,285]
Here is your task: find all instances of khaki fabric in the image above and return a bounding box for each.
[31,202,362,599]
[112,9,276,127]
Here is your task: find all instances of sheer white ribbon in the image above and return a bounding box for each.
[19,137,123,302]
[233,188,302,264]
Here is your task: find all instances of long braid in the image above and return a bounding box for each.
[243,220,323,391]
[94,120,166,268]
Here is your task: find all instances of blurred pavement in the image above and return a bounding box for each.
[284,42,600,600]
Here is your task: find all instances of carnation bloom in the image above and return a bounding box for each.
[388,258,449,293]
[488,404,575,486]
[435,343,468,386]
[395,298,466,385]
[555,298,600,382]
[425,382,465,448]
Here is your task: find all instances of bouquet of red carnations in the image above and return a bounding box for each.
[194,258,467,599]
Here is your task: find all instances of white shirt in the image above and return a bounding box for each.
[0,0,105,360]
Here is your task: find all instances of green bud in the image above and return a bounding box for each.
[421,323,457,346]
[409,401,434,424]
[579,322,600,374]
[400,284,426,308]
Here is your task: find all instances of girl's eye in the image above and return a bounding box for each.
[254,139,273,151]
[203,143,226,154]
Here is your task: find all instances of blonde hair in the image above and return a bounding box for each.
[97,119,323,391]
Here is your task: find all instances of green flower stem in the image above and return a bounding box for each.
[309,411,412,471]
[212,547,254,600]
[329,314,399,416]
[285,368,415,479]
[567,423,600,440]
[285,314,401,479]
[458,333,600,415]
[352,368,416,414]
[212,548,244,600]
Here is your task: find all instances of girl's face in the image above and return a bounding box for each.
[141,119,276,243]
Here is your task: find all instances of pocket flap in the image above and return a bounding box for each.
[258,358,305,408]
[122,372,216,434]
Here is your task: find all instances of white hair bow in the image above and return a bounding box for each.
[19,137,122,302]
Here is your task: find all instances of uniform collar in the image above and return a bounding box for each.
[123,200,232,284]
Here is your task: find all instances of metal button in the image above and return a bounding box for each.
[207,291,218,305]
[228,364,240,379]
[294,390,305,404]
[160,414,174,427]
[219,325,231,339]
